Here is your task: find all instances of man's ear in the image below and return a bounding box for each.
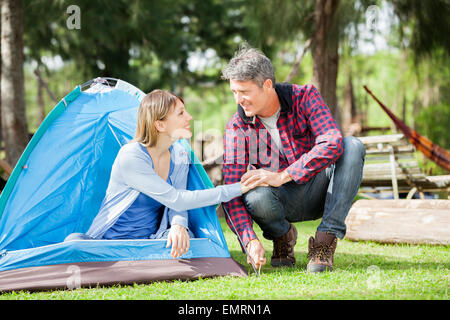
[263,78,273,90]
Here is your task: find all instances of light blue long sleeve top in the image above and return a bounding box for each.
[86,140,242,239]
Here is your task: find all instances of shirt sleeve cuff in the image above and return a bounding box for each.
[229,182,243,197]
[241,228,258,248]
[219,182,243,202]
[170,213,188,229]
[285,163,305,184]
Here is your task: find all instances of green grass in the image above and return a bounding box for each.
[1,219,448,300]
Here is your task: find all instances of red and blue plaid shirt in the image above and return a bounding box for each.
[222,83,343,246]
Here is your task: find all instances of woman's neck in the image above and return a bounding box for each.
[147,135,172,160]
[146,137,172,180]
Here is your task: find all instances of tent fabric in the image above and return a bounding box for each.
[0,258,247,292]
[0,79,247,292]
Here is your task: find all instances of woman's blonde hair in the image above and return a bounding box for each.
[134,89,183,147]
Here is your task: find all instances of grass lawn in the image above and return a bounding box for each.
[1,218,448,300]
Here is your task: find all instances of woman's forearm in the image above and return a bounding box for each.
[153,182,242,212]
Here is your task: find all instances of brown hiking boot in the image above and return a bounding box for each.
[306,231,338,273]
[271,224,298,267]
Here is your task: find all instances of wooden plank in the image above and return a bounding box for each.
[388,146,399,199]
[363,170,423,177]
[364,154,416,162]
[365,147,415,156]
[357,134,405,145]
[364,141,410,149]
[359,185,448,193]
[360,180,444,190]
[362,172,426,181]
[345,200,450,245]
[363,161,421,170]
[425,175,450,188]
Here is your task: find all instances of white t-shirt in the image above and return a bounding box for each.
[258,108,284,155]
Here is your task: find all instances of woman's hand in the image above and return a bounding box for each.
[166,224,190,258]
[240,169,271,193]
[240,179,269,194]
[241,169,292,189]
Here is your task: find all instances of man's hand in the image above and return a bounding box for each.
[166,224,190,258]
[246,239,266,269]
[241,169,292,188]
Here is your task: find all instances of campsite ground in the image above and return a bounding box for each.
[1,218,448,300]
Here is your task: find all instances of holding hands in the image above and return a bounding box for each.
[240,168,292,192]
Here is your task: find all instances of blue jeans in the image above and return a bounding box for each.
[242,136,366,240]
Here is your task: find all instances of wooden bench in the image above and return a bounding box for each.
[358,134,450,199]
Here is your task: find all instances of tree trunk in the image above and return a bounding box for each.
[311,0,341,128]
[401,93,406,123]
[0,14,2,146]
[1,0,28,166]
[35,66,45,124]
[342,72,358,136]
[284,38,312,83]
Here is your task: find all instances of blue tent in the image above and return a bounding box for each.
[0,78,246,292]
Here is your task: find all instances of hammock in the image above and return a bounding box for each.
[363,85,450,172]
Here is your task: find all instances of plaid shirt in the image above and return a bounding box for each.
[222,83,343,246]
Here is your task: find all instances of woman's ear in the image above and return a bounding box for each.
[154,119,166,133]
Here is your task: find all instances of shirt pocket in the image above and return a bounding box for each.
[290,118,311,158]
[292,116,308,138]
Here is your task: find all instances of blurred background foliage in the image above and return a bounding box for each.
[5,0,448,174]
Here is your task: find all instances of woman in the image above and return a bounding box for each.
[65,89,262,258]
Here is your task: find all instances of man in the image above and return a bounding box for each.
[221,45,365,272]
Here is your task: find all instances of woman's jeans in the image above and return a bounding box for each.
[242,136,366,240]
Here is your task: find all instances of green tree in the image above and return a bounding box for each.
[241,0,377,127]
[391,0,450,151]
[23,0,247,93]
[392,0,450,60]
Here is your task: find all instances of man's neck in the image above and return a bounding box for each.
[258,89,280,118]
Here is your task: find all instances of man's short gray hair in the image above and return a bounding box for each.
[222,44,276,88]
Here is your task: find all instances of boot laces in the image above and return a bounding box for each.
[279,240,294,257]
[308,243,333,262]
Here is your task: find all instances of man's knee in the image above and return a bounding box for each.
[242,186,281,220]
[342,136,366,165]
